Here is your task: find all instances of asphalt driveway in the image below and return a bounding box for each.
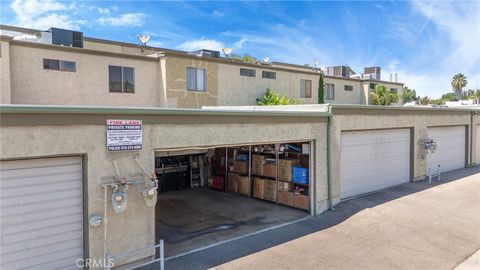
[161,166,480,270]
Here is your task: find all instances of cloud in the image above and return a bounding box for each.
[9,0,84,29]
[98,13,146,26]
[212,10,225,18]
[398,0,480,96]
[178,39,225,52]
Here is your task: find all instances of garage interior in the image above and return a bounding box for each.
[154,141,312,257]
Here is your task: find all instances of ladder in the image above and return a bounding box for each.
[190,155,202,187]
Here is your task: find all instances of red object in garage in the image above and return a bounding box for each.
[212,176,225,191]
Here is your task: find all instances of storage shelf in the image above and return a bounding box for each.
[251,174,276,180]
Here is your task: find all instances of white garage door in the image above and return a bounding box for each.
[340,129,410,199]
[476,125,480,165]
[0,156,84,270]
[426,126,465,173]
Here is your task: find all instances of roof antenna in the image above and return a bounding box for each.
[137,34,151,52]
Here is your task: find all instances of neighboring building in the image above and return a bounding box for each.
[0,25,405,108]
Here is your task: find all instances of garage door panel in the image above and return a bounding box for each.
[341,129,410,199]
[426,126,465,173]
[0,157,83,270]
[476,125,480,164]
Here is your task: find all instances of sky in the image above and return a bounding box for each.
[1,0,479,98]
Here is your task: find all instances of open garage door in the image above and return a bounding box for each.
[154,142,312,257]
[0,156,84,270]
[427,126,466,173]
[340,129,410,199]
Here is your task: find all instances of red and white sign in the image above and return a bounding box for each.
[106,119,142,151]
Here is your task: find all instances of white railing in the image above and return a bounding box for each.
[428,165,441,184]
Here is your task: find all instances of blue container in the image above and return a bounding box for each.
[292,166,309,184]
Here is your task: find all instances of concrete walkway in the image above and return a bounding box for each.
[163,167,480,270]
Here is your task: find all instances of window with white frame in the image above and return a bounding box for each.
[44,59,76,72]
[187,67,207,92]
[326,83,335,100]
[300,79,312,98]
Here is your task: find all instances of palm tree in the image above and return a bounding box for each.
[371,84,399,105]
[451,73,468,99]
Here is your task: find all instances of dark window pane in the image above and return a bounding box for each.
[262,71,276,79]
[123,67,135,93]
[187,67,196,91]
[60,60,76,72]
[43,59,59,70]
[240,68,256,77]
[109,65,122,92]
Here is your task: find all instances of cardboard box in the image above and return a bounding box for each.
[293,194,309,211]
[233,160,248,174]
[237,176,250,196]
[228,173,238,193]
[253,177,265,199]
[262,163,277,178]
[278,191,294,206]
[278,159,299,181]
[252,155,265,175]
[278,181,293,192]
[263,180,277,202]
[302,143,310,154]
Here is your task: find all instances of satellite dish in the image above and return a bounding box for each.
[223,47,233,57]
[137,35,151,45]
[263,57,270,63]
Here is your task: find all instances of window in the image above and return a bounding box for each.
[390,88,398,94]
[187,67,207,92]
[326,83,335,100]
[300,79,312,98]
[369,83,377,90]
[43,59,76,72]
[344,85,353,91]
[240,68,256,77]
[262,71,276,79]
[109,65,135,93]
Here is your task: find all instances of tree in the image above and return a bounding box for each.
[419,96,430,105]
[451,73,468,99]
[402,86,417,104]
[370,84,399,105]
[256,88,300,105]
[231,54,257,63]
[318,74,325,104]
[441,92,458,101]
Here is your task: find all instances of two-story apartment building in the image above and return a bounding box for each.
[0,25,404,107]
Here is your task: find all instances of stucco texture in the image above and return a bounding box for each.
[0,115,328,267]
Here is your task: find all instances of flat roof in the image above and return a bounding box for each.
[0,104,332,117]
[331,104,480,112]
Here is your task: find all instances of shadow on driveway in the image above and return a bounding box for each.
[144,166,480,270]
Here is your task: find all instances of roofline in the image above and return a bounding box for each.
[0,24,404,85]
[331,104,479,112]
[0,104,332,117]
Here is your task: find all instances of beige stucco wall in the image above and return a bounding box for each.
[8,44,162,107]
[217,63,320,106]
[324,77,362,104]
[330,108,473,205]
[164,56,219,108]
[0,113,328,267]
[0,41,11,103]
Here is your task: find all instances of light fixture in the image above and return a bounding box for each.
[223,47,233,57]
